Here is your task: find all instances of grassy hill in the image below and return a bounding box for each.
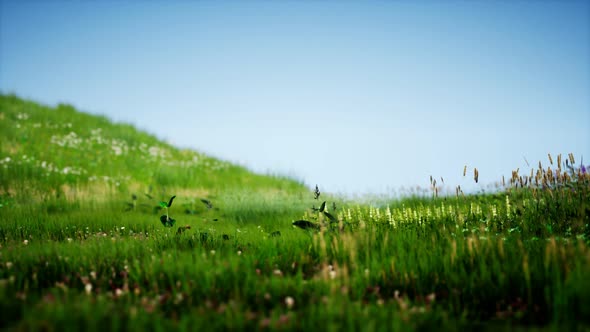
[0,94,306,200]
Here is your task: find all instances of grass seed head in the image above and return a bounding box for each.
[313,185,321,200]
[569,153,575,165]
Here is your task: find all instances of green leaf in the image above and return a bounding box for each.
[200,199,213,209]
[323,211,338,223]
[159,201,168,208]
[160,215,176,227]
[167,195,176,208]
[319,201,326,212]
[292,220,320,230]
[124,203,134,212]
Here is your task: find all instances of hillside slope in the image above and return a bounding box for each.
[0,94,305,199]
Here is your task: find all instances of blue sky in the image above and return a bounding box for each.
[1,0,589,196]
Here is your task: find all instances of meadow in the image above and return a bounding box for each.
[1,94,589,331]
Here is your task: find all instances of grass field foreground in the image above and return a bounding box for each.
[1,95,589,331]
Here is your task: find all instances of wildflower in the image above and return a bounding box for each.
[23,240,28,245]
[112,145,123,156]
[85,283,93,295]
[285,296,295,309]
[329,270,337,280]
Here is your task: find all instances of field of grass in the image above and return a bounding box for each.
[1,94,589,331]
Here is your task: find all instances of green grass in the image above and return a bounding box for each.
[1,94,589,331]
[0,93,305,199]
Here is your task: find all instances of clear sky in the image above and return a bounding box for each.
[1,0,589,196]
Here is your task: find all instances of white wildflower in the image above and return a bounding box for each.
[285,296,295,309]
